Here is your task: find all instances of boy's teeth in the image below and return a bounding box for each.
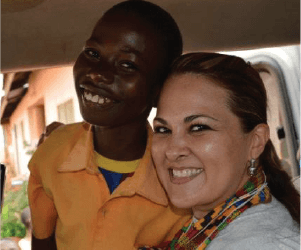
[105,97,112,103]
[92,95,99,102]
[172,168,203,178]
[86,92,92,101]
[98,97,104,104]
[84,90,112,104]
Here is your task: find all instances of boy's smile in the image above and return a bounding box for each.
[79,78,119,108]
[73,12,167,127]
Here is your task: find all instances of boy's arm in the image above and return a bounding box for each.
[28,173,58,249]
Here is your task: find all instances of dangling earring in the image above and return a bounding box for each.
[248,158,257,176]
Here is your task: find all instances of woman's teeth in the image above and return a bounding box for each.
[84,90,112,104]
[172,168,203,178]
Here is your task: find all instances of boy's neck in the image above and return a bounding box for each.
[92,120,148,161]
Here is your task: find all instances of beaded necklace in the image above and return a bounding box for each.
[140,170,271,250]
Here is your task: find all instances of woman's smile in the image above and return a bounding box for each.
[169,167,204,184]
[152,73,253,215]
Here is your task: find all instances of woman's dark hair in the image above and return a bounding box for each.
[168,52,300,223]
[101,0,183,87]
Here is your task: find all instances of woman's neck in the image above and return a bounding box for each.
[192,208,208,220]
[93,120,148,161]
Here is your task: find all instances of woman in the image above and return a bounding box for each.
[147,53,300,249]
[28,1,190,250]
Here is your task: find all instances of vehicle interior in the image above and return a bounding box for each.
[1,0,299,72]
[1,0,300,186]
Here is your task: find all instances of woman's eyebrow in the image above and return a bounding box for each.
[184,114,218,123]
[154,117,167,125]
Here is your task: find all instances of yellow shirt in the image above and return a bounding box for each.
[28,122,190,250]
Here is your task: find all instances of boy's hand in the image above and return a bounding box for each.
[37,122,64,147]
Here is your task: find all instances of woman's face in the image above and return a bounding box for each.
[152,74,254,218]
[73,12,167,127]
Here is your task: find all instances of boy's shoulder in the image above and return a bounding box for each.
[49,121,88,137]
[29,122,89,167]
[39,121,87,147]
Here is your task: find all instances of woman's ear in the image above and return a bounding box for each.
[249,124,270,159]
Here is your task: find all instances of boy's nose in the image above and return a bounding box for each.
[86,71,113,85]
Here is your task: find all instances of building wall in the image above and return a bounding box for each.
[5,66,82,177]
[0,133,4,164]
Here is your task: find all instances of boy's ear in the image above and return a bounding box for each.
[249,124,270,159]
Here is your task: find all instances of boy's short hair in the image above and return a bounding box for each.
[103,0,183,85]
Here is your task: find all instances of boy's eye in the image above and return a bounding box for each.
[84,48,100,60]
[190,124,210,132]
[119,61,138,72]
[154,126,170,134]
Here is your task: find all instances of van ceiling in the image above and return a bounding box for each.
[1,0,300,73]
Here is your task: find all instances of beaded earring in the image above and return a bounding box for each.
[248,158,257,176]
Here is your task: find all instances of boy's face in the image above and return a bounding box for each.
[73,12,167,127]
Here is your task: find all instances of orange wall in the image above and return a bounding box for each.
[6,66,82,176]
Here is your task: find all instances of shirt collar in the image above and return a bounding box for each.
[57,122,94,173]
[57,122,168,206]
[110,125,168,205]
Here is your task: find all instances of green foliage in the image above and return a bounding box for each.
[1,222,26,238]
[1,181,29,238]
[23,140,36,155]
[23,140,31,147]
[26,149,35,155]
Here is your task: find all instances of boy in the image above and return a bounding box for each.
[28,1,190,250]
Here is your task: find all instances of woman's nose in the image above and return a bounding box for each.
[165,137,190,162]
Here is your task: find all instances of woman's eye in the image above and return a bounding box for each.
[84,48,100,60]
[190,124,210,132]
[154,126,170,134]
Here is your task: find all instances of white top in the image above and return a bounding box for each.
[18,238,31,250]
[207,197,300,250]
